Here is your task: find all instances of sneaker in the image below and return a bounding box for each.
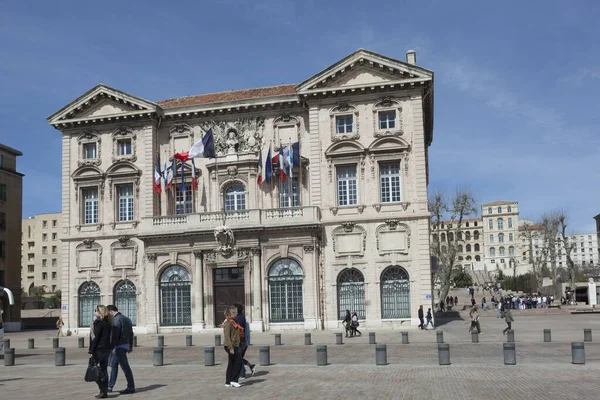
[250,365,257,376]
[225,384,231,387]
[239,377,246,380]
[230,382,241,388]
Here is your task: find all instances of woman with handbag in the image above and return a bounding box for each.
[88,305,113,398]
[351,311,362,337]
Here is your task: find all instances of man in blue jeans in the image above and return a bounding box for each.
[107,305,135,394]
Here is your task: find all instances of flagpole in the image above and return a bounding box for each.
[288,137,292,208]
[298,135,303,207]
[270,140,274,210]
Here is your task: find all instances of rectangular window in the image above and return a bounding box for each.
[279,176,300,208]
[335,115,353,134]
[42,259,47,267]
[52,272,57,280]
[83,187,99,224]
[508,218,512,228]
[28,253,34,261]
[0,212,5,231]
[28,242,34,249]
[43,220,47,228]
[42,233,47,241]
[52,259,57,267]
[175,184,193,215]
[0,183,6,201]
[500,259,505,263]
[52,246,57,254]
[117,139,132,156]
[42,246,47,255]
[491,259,495,263]
[509,233,513,241]
[378,110,396,130]
[0,241,5,258]
[117,184,135,222]
[336,165,358,206]
[42,272,47,280]
[380,162,401,203]
[83,143,97,159]
[490,234,494,243]
[27,265,34,273]
[52,220,57,228]
[52,233,57,240]
[488,220,493,229]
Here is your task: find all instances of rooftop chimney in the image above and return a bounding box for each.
[406,50,416,65]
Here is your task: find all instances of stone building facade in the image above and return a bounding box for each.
[48,49,435,334]
[0,143,23,331]
[482,201,519,271]
[21,213,62,295]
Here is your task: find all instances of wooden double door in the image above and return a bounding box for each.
[214,267,245,325]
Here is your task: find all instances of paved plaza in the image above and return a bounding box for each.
[1,312,600,399]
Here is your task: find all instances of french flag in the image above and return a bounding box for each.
[278,144,286,182]
[153,153,162,194]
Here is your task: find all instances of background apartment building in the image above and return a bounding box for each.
[0,143,23,331]
[482,200,519,271]
[21,213,62,295]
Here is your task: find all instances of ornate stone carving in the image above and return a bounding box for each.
[330,207,339,216]
[193,250,203,259]
[357,205,365,214]
[111,238,138,270]
[214,225,235,256]
[111,126,137,163]
[251,247,262,256]
[200,118,265,156]
[337,101,351,112]
[359,156,366,179]
[342,222,355,232]
[328,159,333,183]
[77,130,102,167]
[401,202,410,211]
[303,244,315,253]
[404,154,409,176]
[146,253,157,262]
[227,166,238,177]
[372,96,403,138]
[170,123,192,136]
[373,204,382,213]
[82,238,95,249]
[237,248,250,260]
[331,224,367,256]
[330,102,360,143]
[118,236,130,246]
[204,252,217,263]
[375,222,411,255]
[386,219,399,230]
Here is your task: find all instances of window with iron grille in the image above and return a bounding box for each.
[335,115,353,134]
[269,258,304,322]
[337,269,365,319]
[114,279,137,325]
[118,184,134,222]
[336,165,357,206]
[378,110,396,130]
[225,184,246,211]
[160,265,191,326]
[380,162,401,203]
[79,281,101,327]
[380,266,410,319]
[82,187,99,224]
[175,184,193,214]
[279,176,300,208]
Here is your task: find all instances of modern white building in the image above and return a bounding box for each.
[48,49,436,334]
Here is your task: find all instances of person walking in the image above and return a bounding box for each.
[343,310,352,337]
[350,311,362,337]
[106,305,135,395]
[418,305,424,330]
[454,296,458,306]
[88,305,113,399]
[56,317,64,337]
[223,306,244,387]
[234,303,256,380]
[502,307,514,335]
[468,307,482,334]
[425,308,434,329]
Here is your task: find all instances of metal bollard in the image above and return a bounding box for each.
[507,329,515,343]
[572,342,585,364]
[186,335,192,347]
[275,333,282,346]
[584,329,592,342]
[133,335,138,347]
[375,344,387,365]
[543,329,551,343]
[438,344,450,365]
[4,348,15,366]
[53,338,59,349]
[471,332,479,343]
[503,343,516,365]
[316,344,328,366]
[204,346,215,366]
[215,334,222,347]
[28,338,35,349]
[55,347,65,366]
[335,332,343,345]
[369,332,376,344]
[436,331,444,344]
[157,335,164,347]
[153,347,164,366]
[401,331,409,344]
[260,345,270,366]
[305,333,312,345]
[78,337,85,348]
[3,339,10,349]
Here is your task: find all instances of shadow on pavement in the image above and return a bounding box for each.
[0,378,24,383]
[135,384,167,393]
[240,379,266,387]
[433,311,465,328]
[252,370,269,377]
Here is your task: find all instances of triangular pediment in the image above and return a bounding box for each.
[297,49,433,93]
[48,84,160,125]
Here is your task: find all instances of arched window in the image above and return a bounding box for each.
[380,266,410,319]
[432,233,439,242]
[114,280,137,325]
[466,222,470,227]
[458,245,463,252]
[466,244,472,252]
[474,243,480,252]
[509,233,513,241]
[489,247,496,257]
[499,246,505,256]
[441,245,447,253]
[474,221,478,227]
[79,281,100,327]
[488,207,492,214]
[499,233,504,243]
[497,218,504,230]
[509,246,515,256]
[466,256,472,261]
[225,184,246,211]
[475,255,481,261]
[160,265,191,326]
[269,258,304,322]
[497,206,502,213]
[507,206,512,213]
[457,232,463,241]
[337,269,365,319]
[474,231,480,240]
[440,233,446,242]
[448,232,454,242]
[465,231,471,241]
[508,218,513,228]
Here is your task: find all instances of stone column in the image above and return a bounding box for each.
[251,248,263,331]
[145,253,159,334]
[192,251,205,332]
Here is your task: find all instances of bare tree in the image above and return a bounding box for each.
[430,188,477,303]
[556,211,576,294]
[519,221,546,292]
[540,212,560,297]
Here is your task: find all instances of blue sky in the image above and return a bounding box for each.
[1,1,599,233]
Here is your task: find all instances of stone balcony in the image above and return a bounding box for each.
[139,206,322,237]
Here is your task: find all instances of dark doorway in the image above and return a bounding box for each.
[214,267,245,324]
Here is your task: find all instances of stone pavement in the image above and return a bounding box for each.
[1,314,600,399]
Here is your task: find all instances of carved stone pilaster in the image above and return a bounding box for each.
[193,250,203,259]
[251,247,262,256]
[303,244,315,253]
[146,253,157,262]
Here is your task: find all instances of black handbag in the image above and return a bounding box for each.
[84,357,101,382]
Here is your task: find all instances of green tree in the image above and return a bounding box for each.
[452,269,473,288]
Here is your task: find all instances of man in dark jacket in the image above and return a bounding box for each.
[418,305,424,329]
[107,305,135,394]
